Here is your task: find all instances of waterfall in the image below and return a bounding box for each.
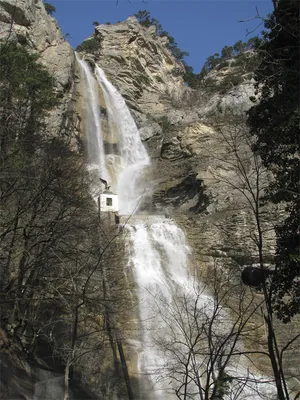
[75,53,108,182]
[76,56,276,400]
[126,221,276,400]
[126,219,198,399]
[95,66,150,215]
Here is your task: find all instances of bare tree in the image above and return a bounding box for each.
[152,260,275,400]
[0,40,135,399]
[202,114,300,399]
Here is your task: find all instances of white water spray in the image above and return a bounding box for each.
[126,219,197,399]
[95,66,150,215]
[127,220,276,400]
[75,54,108,181]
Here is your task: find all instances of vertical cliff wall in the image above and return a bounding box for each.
[1,4,298,397]
[0,0,77,143]
[77,17,279,272]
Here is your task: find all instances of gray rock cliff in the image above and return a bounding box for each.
[2,6,298,396]
[0,0,77,143]
[77,18,275,272]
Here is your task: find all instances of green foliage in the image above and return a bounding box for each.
[134,10,189,63]
[221,45,233,59]
[184,37,258,89]
[233,40,245,54]
[189,73,244,97]
[76,36,101,53]
[218,74,244,93]
[0,42,132,400]
[213,370,233,398]
[234,52,259,70]
[0,43,56,106]
[247,0,300,321]
[202,37,258,76]
[134,10,153,28]
[0,43,57,157]
[199,77,217,92]
[93,21,100,26]
[44,2,56,16]
[183,65,199,89]
[215,60,230,70]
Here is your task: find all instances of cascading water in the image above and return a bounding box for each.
[75,53,108,183]
[77,56,276,400]
[126,219,201,399]
[126,222,276,400]
[95,66,150,215]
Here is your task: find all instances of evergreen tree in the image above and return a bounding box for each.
[134,10,189,63]
[247,0,300,322]
[44,2,56,16]
[134,10,152,28]
[221,45,233,59]
[233,40,244,55]
[0,43,57,158]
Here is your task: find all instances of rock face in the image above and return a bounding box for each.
[2,6,298,397]
[0,0,77,142]
[81,17,186,128]
[151,118,280,269]
[0,0,270,275]
[77,18,276,270]
[80,26,297,394]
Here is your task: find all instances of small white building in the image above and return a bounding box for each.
[100,190,119,213]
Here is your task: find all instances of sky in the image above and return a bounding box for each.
[50,0,273,72]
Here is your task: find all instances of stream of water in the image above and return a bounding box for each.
[75,53,108,181]
[95,65,150,215]
[76,56,276,400]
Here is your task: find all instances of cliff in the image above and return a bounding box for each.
[0,2,272,267]
[0,0,77,142]
[1,3,298,398]
[77,17,278,271]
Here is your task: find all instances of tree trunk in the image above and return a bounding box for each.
[105,310,119,375]
[3,214,19,291]
[265,314,286,400]
[64,360,70,400]
[115,328,134,400]
[256,208,288,400]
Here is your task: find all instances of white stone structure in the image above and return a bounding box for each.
[100,190,119,213]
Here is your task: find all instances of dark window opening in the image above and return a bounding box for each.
[106,197,113,206]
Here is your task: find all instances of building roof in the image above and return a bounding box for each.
[102,190,116,195]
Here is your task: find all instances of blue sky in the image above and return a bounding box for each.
[50,0,273,72]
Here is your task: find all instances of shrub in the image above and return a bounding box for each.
[76,37,101,53]
[44,2,56,16]
[217,74,244,94]
[134,10,188,63]
[215,60,230,70]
